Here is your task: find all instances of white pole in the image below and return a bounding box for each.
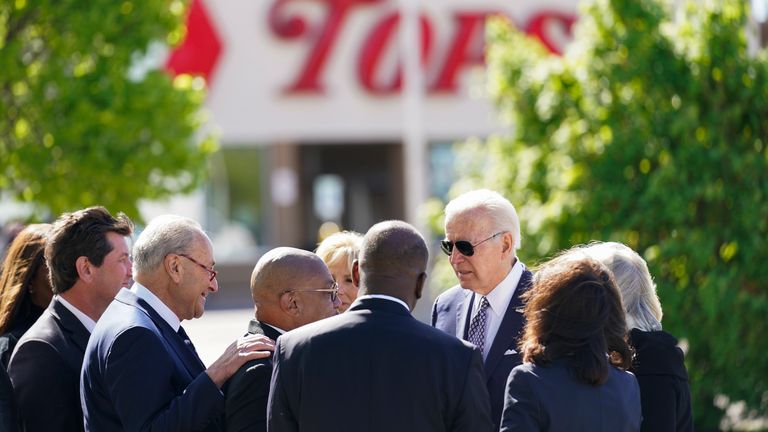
[400,0,427,233]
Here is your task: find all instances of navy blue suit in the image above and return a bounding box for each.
[500,360,642,431]
[268,297,494,432]
[8,297,90,431]
[431,269,532,430]
[81,288,223,431]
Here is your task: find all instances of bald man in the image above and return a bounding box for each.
[225,247,340,432]
[267,221,494,432]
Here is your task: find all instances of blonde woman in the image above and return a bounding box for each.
[315,231,362,312]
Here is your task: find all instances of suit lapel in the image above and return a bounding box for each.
[118,290,206,377]
[49,297,91,356]
[483,270,532,380]
[456,290,474,339]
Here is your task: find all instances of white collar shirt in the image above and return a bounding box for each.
[353,294,410,313]
[131,282,181,332]
[57,295,96,333]
[470,259,525,359]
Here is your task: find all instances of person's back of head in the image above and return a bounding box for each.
[521,251,632,385]
[0,224,53,333]
[581,242,663,332]
[251,247,338,330]
[46,207,133,295]
[357,221,428,310]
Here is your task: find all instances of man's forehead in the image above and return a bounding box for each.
[446,210,490,235]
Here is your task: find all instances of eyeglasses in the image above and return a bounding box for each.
[440,232,506,257]
[178,254,218,282]
[285,282,339,303]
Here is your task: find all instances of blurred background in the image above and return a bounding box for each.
[2,0,767,429]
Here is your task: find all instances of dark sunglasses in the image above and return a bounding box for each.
[440,232,506,257]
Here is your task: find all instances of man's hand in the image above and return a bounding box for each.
[206,334,275,388]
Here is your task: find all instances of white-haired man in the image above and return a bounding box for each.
[81,215,274,431]
[432,189,533,429]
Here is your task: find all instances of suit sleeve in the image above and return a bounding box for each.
[8,340,83,431]
[450,347,494,432]
[266,338,297,432]
[103,327,223,431]
[225,360,272,432]
[499,367,542,432]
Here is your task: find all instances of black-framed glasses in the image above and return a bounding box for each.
[178,254,218,282]
[440,232,506,257]
[285,282,339,303]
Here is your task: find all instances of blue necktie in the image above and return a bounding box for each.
[467,296,490,354]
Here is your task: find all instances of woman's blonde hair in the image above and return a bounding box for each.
[315,231,363,272]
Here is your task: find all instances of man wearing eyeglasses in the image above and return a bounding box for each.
[225,247,339,432]
[431,189,533,430]
[267,221,493,432]
[81,215,274,432]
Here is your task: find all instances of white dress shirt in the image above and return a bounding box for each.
[57,295,96,333]
[131,282,180,332]
[469,260,525,359]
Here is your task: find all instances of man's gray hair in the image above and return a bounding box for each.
[581,241,663,332]
[444,189,522,250]
[132,215,207,275]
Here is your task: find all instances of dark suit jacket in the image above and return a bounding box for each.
[500,360,642,432]
[267,297,494,432]
[8,297,90,432]
[80,288,224,431]
[225,320,281,432]
[0,364,17,432]
[431,269,532,430]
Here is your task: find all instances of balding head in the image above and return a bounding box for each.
[251,247,338,331]
[356,221,428,309]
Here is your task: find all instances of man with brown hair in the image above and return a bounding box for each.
[8,206,133,431]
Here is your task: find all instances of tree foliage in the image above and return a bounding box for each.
[0,0,215,219]
[446,0,768,427]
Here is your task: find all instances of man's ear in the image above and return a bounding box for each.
[280,292,300,317]
[75,256,94,283]
[165,254,183,284]
[501,232,514,255]
[415,272,426,301]
[352,260,360,289]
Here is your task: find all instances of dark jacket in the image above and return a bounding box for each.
[629,328,694,432]
[225,320,281,432]
[268,297,494,432]
[500,359,642,432]
[431,269,533,429]
[81,288,223,432]
[7,297,90,432]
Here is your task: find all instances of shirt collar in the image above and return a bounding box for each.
[353,294,410,312]
[262,322,286,335]
[483,260,525,315]
[131,282,181,332]
[56,295,96,333]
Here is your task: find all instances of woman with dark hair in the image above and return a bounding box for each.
[500,252,641,432]
[0,224,54,369]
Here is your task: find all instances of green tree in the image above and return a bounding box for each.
[0,0,215,219]
[445,0,768,427]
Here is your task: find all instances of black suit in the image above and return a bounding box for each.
[267,297,494,432]
[8,296,90,431]
[81,288,223,431]
[431,269,533,429]
[225,320,281,432]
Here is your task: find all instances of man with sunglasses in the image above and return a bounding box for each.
[431,189,533,430]
[268,221,493,431]
[81,215,274,431]
[225,247,339,432]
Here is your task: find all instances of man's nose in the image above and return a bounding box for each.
[449,248,465,265]
[209,277,219,293]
